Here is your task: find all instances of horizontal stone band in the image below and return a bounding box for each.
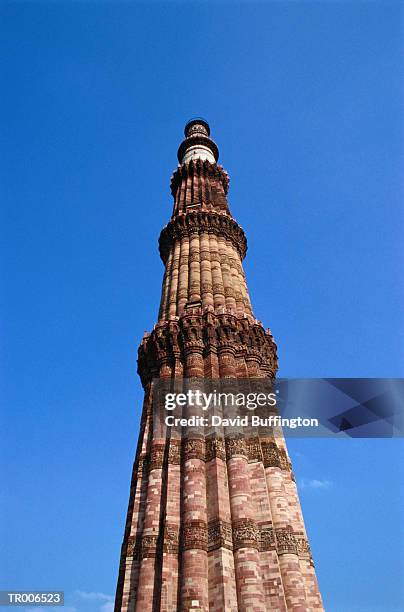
[138,312,277,386]
[232,518,260,551]
[183,520,208,551]
[137,437,292,472]
[159,211,247,263]
[124,525,310,559]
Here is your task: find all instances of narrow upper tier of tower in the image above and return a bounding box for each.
[177,118,219,164]
[171,120,230,217]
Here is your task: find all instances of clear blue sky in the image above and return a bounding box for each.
[1,2,403,611]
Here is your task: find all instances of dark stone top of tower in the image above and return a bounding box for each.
[184,118,211,137]
[177,118,219,164]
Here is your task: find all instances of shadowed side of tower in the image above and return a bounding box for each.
[114,120,324,611]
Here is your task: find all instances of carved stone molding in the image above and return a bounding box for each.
[232,518,260,551]
[163,523,180,554]
[261,440,281,468]
[149,443,166,471]
[168,439,181,465]
[140,534,159,559]
[159,211,247,263]
[125,535,136,558]
[205,435,226,462]
[183,519,208,551]
[208,519,233,551]
[149,443,165,471]
[246,437,262,462]
[137,312,278,387]
[260,441,292,472]
[259,525,276,552]
[295,533,311,558]
[278,448,292,472]
[182,438,205,462]
[275,528,298,555]
[225,436,248,459]
[137,454,149,473]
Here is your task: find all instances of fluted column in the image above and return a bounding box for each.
[226,241,245,315]
[218,236,236,312]
[218,349,266,611]
[134,437,165,611]
[237,262,253,315]
[199,232,214,309]
[261,439,309,611]
[180,347,209,611]
[117,388,153,611]
[188,233,201,303]
[247,456,287,611]
[159,247,174,321]
[206,441,238,611]
[159,438,181,612]
[209,234,226,312]
[134,359,173,611]
[168,240,181,317]
[279,441,324,611]
[178,236,190,315]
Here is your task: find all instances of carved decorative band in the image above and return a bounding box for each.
[138,313,278,386]
[217,343,237,356]
[212,283,225,294]
[145,439,292,473]
[141,534,159,559]
[295,533,312,558]
[225,436,248,459]
[246,437,262,462]
[149,443,166,471]
[259,525,276,551]
[261,440,292,471]
[205,435,226,462]
[182,438,205,462]
[125,535,137,558]
[261,441,281,468]
[188,252,200,263]
[163,523,180,554]
[183,341,204,356]
[224,287,236,298]
[127,534,159,560]
[208,519,233,551]
[232,518,260,551]
[168,439,181,465]
[279,448,292,471]
[183,519,208,551]
[159,211,247,263]
[137,454,149,473]
[275,528,299,555]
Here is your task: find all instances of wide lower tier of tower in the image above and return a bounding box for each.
[114,390,323,612]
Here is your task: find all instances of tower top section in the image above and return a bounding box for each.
[177,118,219,164]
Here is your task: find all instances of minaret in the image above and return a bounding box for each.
[114,119,324,611]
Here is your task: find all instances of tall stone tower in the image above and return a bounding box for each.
[115,120,323,611]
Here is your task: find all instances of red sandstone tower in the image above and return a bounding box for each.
[114,120,324,611]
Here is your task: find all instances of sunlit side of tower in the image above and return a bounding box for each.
[114,120,323,611]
